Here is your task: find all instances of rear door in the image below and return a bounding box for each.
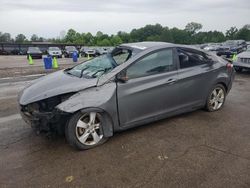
[176,47,216,108]
[117,48,180,127]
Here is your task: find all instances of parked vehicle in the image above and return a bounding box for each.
[233,46,250,72]
[80,47,99,57]
[203,43,221,51]
[10,49,25,55]
[64,46,78,58]
[47,47,62,58]
[216,40,244,57]
[18,42,235,150]
[27,47,43,59]
[96,47,109,55]
[0,49,10,55]
[236,40,247,51]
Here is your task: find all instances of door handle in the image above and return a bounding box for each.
[165,78,177,85]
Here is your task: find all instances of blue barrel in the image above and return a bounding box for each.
[72,52,78,62]
[43,57,52,69]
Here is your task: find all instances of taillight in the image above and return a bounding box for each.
[226,63,233,70]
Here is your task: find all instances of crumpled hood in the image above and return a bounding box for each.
[19,70,98,105]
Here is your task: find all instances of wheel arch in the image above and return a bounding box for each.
[216,81,228,92]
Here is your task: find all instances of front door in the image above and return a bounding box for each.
[117,48,180,127]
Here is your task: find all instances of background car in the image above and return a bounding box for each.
[10,48,26,55]
[236,40,247,51]
[64,46,79,58]
[80,47,99,57]
[18,42,235,150]
[27,47,43,59]
[216,40,244,57]
[47,47,62,58]
[0,49,10,55]
[96,47,109,55]
[203,43,221,51]
[233,46,250,72]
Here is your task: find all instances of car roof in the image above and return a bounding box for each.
[119,42,203,53]
[120,42,173,50]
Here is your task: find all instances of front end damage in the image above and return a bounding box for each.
[19,93,75,134]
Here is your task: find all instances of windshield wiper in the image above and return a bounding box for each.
[80,67,90,78]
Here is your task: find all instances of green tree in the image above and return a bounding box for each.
[110,35,122,46]
[96,31,103,38]
[98,38,111,46]
[235,28,250,41]
[243,24,250,30]
[117,31,130,43]
[15,34,27,43]
[160,27,174,43]
[31,34,39,42]
[225,27,238,39]
[171,27,191,44]
[185,22,203,35]
[65,29,77,43]
[85,32,94,46]
[0,32,12,42]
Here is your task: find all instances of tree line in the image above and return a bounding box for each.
[0,22,250,46]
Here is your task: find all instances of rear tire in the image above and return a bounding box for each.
[65,111,109,150]
[205,84,226,112]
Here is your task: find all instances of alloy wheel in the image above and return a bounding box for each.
[75,112,103,146]
[209,87,225,110]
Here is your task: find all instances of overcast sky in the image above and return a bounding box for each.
[0,0,249,38]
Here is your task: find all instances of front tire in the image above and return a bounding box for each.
[206,84,226,112]
[65,111,108,150]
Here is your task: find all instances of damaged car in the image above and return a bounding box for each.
[18,42,235,150]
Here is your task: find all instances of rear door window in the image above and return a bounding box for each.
[177,48,210,69]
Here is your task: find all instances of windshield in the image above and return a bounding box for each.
[66,54,115,78]
[65,47,133,78]
[28,47,40,52]
[49,47,60,51]
[65,46,76,51]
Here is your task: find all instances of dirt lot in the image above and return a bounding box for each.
[0,69,250,187]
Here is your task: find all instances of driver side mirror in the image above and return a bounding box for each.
[116,71,129,83]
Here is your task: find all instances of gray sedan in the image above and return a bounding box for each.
[18,42,235,150]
